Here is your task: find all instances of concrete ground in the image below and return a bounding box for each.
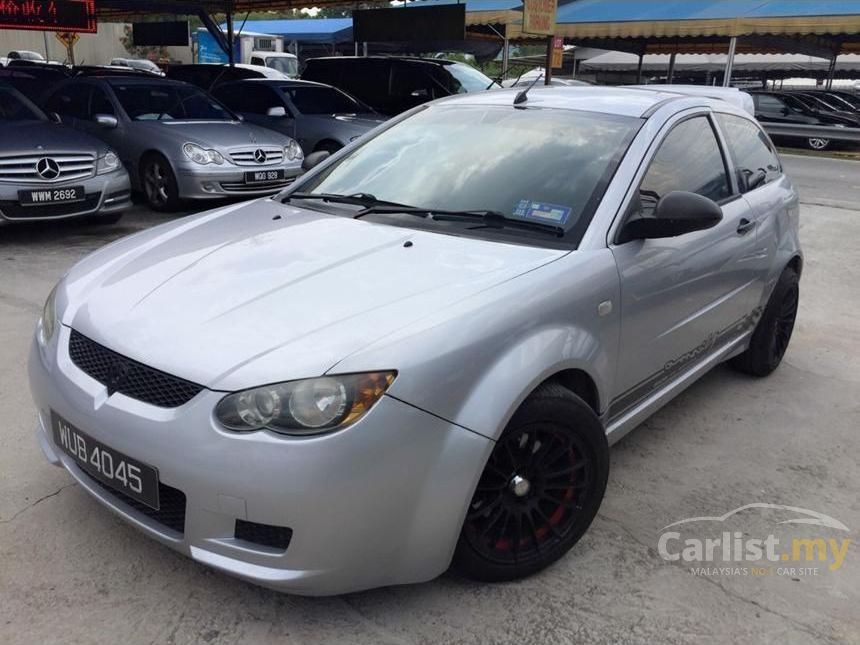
[1,155,858,645]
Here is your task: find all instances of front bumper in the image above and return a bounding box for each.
[0,169,131,224]
[29,326,492,595]
[175,161,303,200]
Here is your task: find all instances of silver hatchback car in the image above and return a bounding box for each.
[29,87,801,595]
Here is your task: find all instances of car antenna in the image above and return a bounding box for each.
[514,73,543,106]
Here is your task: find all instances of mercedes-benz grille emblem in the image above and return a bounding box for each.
[36,157,61,180]
[253,149,268,164]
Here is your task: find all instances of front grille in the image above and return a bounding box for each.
[69,329,204,408]
[229,147,285,166]
[87,474,187,534]
[235,520,293,551]
[0,153,96,182]
[219,177,294,192]
[0,193,100,220]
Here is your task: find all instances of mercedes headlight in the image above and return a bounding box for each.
[96,150,120,175]
[285,139,303,161]
[215,372,396,436]
[183,143,224,165]
[38,284,58,345]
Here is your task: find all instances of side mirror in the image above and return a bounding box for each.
[302,150,330,172]
[94,114,118,129]
[618,191,723,244]
[267,106,287,117]
[48,111,62,124]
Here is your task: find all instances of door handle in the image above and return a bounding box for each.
[737,218,755,235]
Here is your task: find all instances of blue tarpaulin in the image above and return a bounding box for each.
[220,19,354,44]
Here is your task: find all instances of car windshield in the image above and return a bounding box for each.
[113,83,235,120]
[283,85,362,114]
[297,105,641,248]
[0,86,44,121]
[446,62,498,92]
[267,56,298,77]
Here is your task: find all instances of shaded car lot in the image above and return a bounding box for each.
[1,155,858,643]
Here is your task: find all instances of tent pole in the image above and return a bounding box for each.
[722,36,737,87]
[636,53,643,84]
[826,54,838,89]
[502,33,509,80]
[226,4,235,66]
[667,51,676,84]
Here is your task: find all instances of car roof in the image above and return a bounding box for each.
[220,78,330,89]
[625,84,755,115]
[306,56,458,67]
[435,86,730,119]
[102,76,186,87]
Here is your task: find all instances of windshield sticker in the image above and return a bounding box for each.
[513,200,573,226]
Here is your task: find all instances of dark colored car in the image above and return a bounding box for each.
[301,56,498,116]
[749,91,852,150]
[213,79,385,154]
[785,91,860,125]
[0,65,71,103]
[166,64,268,91]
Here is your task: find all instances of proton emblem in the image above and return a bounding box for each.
[253,149,268,164]
[36,158,61,180]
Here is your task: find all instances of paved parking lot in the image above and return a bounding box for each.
[1,155,859,645]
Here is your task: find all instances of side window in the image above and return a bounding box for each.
[45,83,91,120]
[250,56,264,66]
[215,84,278,114]
[391,64,435,99]
[90,86,115,118]
[634,116,731,216]
[716,113,781,192]
[756,94,785,112]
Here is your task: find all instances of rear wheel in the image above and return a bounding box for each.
[452,383,609,582]
[140,153,180,212]
[730,267,799,377]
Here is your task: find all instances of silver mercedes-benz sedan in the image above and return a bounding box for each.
[29,86,801,595]
[0,83,130,225]
[42,76,304,211]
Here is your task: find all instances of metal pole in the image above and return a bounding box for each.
[226,6,235,66]
[826,54,838,89]
[544,36,553,85]
[667,51,676,84]
[354,41,358,56]
[636,53,644,84]
[43,32,50,60]
[502,35,509,80]
[722,36,737,87]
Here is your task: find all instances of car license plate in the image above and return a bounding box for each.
[19,186,85,206]
[51,412,160,510]
[244,169,285,184]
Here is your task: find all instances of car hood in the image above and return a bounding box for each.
[132,120,291,149]
[0,120,106,155]
[65,199,565,391]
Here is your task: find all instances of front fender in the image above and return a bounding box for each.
[332,249,621,441]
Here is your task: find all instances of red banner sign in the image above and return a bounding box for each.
[0,1,96,33]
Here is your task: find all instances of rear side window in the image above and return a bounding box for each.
[215,83,279,114]
[45,83,90,119]
[716,113,781,192]
[635,116,731,216]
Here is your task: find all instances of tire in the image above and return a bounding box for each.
[807,137,830,151]
[314,140,342,155]
[452,383,609,582]
[140,153,180,212]
[730,267,799,377]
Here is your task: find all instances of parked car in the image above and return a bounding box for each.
[42,76,304,210]
[0,65,71,103]
[799,90,860,113]
[0,83,130,225]
[30,86,801,594]
[785,91,860,125]
[212,79,385,154]
[166,63,271,91]
[6,50,46,63]
[301,56,499,115]
[109,58,164,75]
[749,91,851,150]
[507,77,590,88]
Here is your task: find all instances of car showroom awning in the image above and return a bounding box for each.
[219,18,354,44]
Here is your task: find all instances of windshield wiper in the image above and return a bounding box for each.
[282,191,412,209]
[355,205,565,238]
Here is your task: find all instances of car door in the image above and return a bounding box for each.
[714,112,796,299]
[608,112,761,420]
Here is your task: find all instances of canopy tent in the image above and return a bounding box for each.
[219,18,353,44]
[582,51,860,74]
[407,0,523,28]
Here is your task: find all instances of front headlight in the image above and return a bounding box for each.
[215,371,396,436]
[183,142,224,165]
[38,284,58,345]
[285,139,303,161]
[96,150,120,175]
